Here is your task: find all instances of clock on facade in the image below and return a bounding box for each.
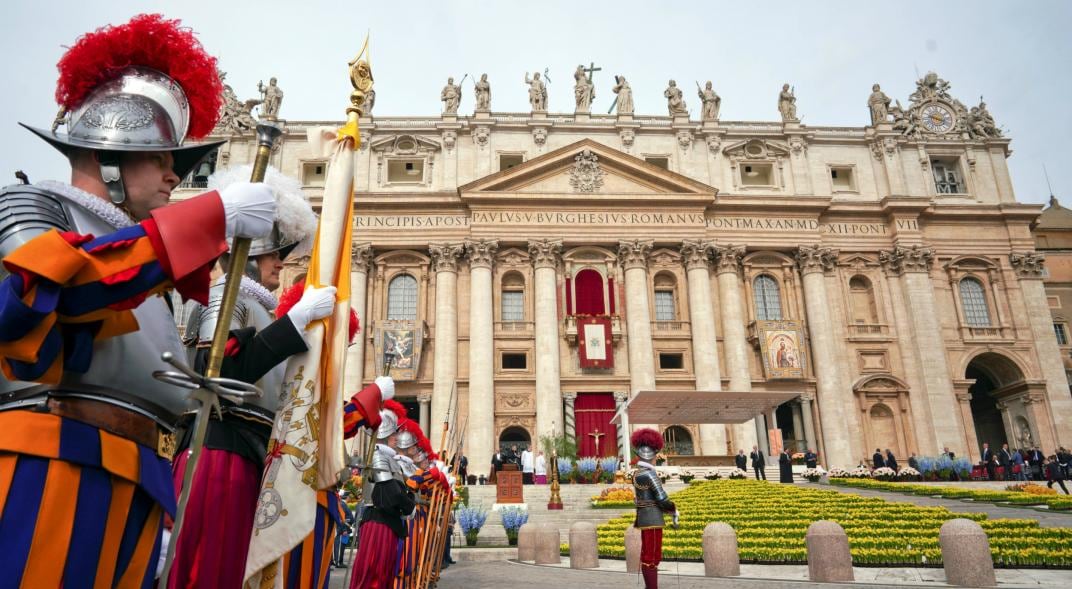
[920,103,955,134]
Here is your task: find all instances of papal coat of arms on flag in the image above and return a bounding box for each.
[577,315,613,368]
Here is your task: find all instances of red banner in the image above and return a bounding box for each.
[577,315,613,368]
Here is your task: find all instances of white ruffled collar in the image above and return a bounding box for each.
[36,180,135,229]
[637,461,655,470]
[215,274,279,311]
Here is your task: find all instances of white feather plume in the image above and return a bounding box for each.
[208,164,318,256]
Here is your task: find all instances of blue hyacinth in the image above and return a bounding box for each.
[600,457,619,472]
[557,457,573,476]
[917,456,936,475]
[457,505,488,534]
[576,457,598,475]
[499,506,529,532]
[953,456,972,477]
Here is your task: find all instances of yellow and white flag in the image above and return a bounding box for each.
[244,123,358,588]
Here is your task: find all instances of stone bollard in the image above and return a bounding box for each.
[625,526,641,573]
[702,522,740,577]
[569,521,599,569]
[534,524,561,565]
[939,518,996,587]
[517,523,537,562]
[805,520,854,582]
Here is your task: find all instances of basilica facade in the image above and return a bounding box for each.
[176,72,1072,472]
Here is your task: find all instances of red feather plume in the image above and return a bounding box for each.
[383,399,407,422]
[630,428,664,452]
[276,281,360,343]
[55,14,223,139]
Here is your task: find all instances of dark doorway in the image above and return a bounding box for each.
[498,426,531,452]
[967,365,1007,449]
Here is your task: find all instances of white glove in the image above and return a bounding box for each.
[375,376,395,400]
[220,182,276,239]
[287,286,337,331]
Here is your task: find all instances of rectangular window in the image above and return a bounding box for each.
[645,156,669,169]
[499,154,524,171]
[830,166,856,191]
[501,291,524,321]
[654,290,675,321]
[387,159,425,183]
[502,352,527,370]
[302,162,327,187]
[931,158,965,194]
[658,353,684,370]
[1049,296,1062,309]
[1056,323,1069,346]
[740,163,774,187]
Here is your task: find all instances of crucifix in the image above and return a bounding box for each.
[583,61,602,83]
[588,428,606,456]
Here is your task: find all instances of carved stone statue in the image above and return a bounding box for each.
[612,75,634,115]
[365,87,376,115]
[573,65,595,112]
[868,83,891,125]
[474,73,491,111]
[441,76,462,115]
[697,80,721,121]
[1017,420,1034,450]
[966,97,1002,139]
[664,79,687,116]
[778,83,797,121]
[257,77,284,120]
[215,70,260,134]
[889,100,917,137]
[525,71,548,111]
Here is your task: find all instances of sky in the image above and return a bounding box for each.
[1,0,1070,205]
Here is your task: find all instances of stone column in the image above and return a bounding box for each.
[880,245,962,456]
[791,402,805,448]
[713,245,757,452]
[529,239,564,441]
[429,243,465,441]
[1011,252,1072,444]
[680,240,725,455]
[345,244,373,394]
[418,393,432,436]
[618,240,656,432]
[614,391,630,458]
[563,392,577,447]
[799,393,818,454]
[797,245,854,468]
[952,383,980,462]
[465,239,498,473]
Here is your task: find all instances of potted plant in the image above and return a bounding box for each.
[499,506,529,546]
[728,468,747,479]
[704,471,722,481]
[556,457,574,484]
[457,505,488,547]
[680,470,695,484]
[576,457,598,483]
[802,466,826,482]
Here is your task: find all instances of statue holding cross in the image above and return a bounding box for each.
[573,63,599,112]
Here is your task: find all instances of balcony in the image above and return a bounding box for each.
[963,325,1010,341]
[651,320,691,337]
[846,323,893,341]
[495,320,533,337]
[563,315,623,342]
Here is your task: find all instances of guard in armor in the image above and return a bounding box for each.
[350,400,417,589]
[0,14,278,586]
[169,167,334,588]
[631,428,680,589]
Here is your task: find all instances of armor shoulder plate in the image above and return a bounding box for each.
[634,468,668,502]
[369,449,395,483]
[0,184,71,262]
[196,283,250,344]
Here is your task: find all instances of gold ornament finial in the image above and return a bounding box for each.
[339,35,373,145]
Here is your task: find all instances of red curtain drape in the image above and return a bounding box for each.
[575,393,618,457]
[574,269,605,315]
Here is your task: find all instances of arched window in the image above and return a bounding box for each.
[662,426,694,456]
[753,274,783,321]
[574,268,606,315]
[653,272,677,321]
[501,271,525,322]
[959,277,991,327]
[387,274,418,320]
[849,275,878,324]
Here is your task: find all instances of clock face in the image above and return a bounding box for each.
[921,103,955,134]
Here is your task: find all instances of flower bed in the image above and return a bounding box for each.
[595,480,1072,567]
[591,486,636,508]
[829,478,1072,511]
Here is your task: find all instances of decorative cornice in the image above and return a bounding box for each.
[527,239,563,270]
[465,239,499,269]
[1009,251,1045,279]
[795,245,839,275]
[428,242,465,273]
[417,392,433,403]
[879,244,934,275]
[617,239,653,270]
[679,239,714,271]
[713,244,746,275]
[351,242,373,273]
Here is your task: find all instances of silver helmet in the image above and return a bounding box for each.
[376,409,399,440]
[396,428,418,451]
[636,445,658,462]
[22,67,224,205]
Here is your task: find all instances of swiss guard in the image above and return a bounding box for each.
[170,167,334,588]
[631,428,680,589]
[0,14,278,587]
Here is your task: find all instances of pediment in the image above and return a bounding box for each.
[459,139,715,201]
[369,134,441,154]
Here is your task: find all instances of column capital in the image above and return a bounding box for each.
[795,245,839,275]
[798,392,815,403]
[527,239,563,270]
[465,239,499,269]
[679,239,714,271]
[613,391,630,403]
[417,392,433,404]
[429,242,466,273]
[955,391,973,403]
[712,244,746,275]
[879,244,934,275]
[351,243,373,273]
[562,391,577,402]
[617,239,653,270]
[1009,251,1046,279]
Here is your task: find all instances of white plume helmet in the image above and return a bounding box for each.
[208,164,318,259]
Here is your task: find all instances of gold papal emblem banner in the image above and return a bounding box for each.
[756,319,806,379]
[374,320,424,381]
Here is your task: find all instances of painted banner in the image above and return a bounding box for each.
[373,320,424,381]
[756,319,806,379]
[577,315,613,369]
